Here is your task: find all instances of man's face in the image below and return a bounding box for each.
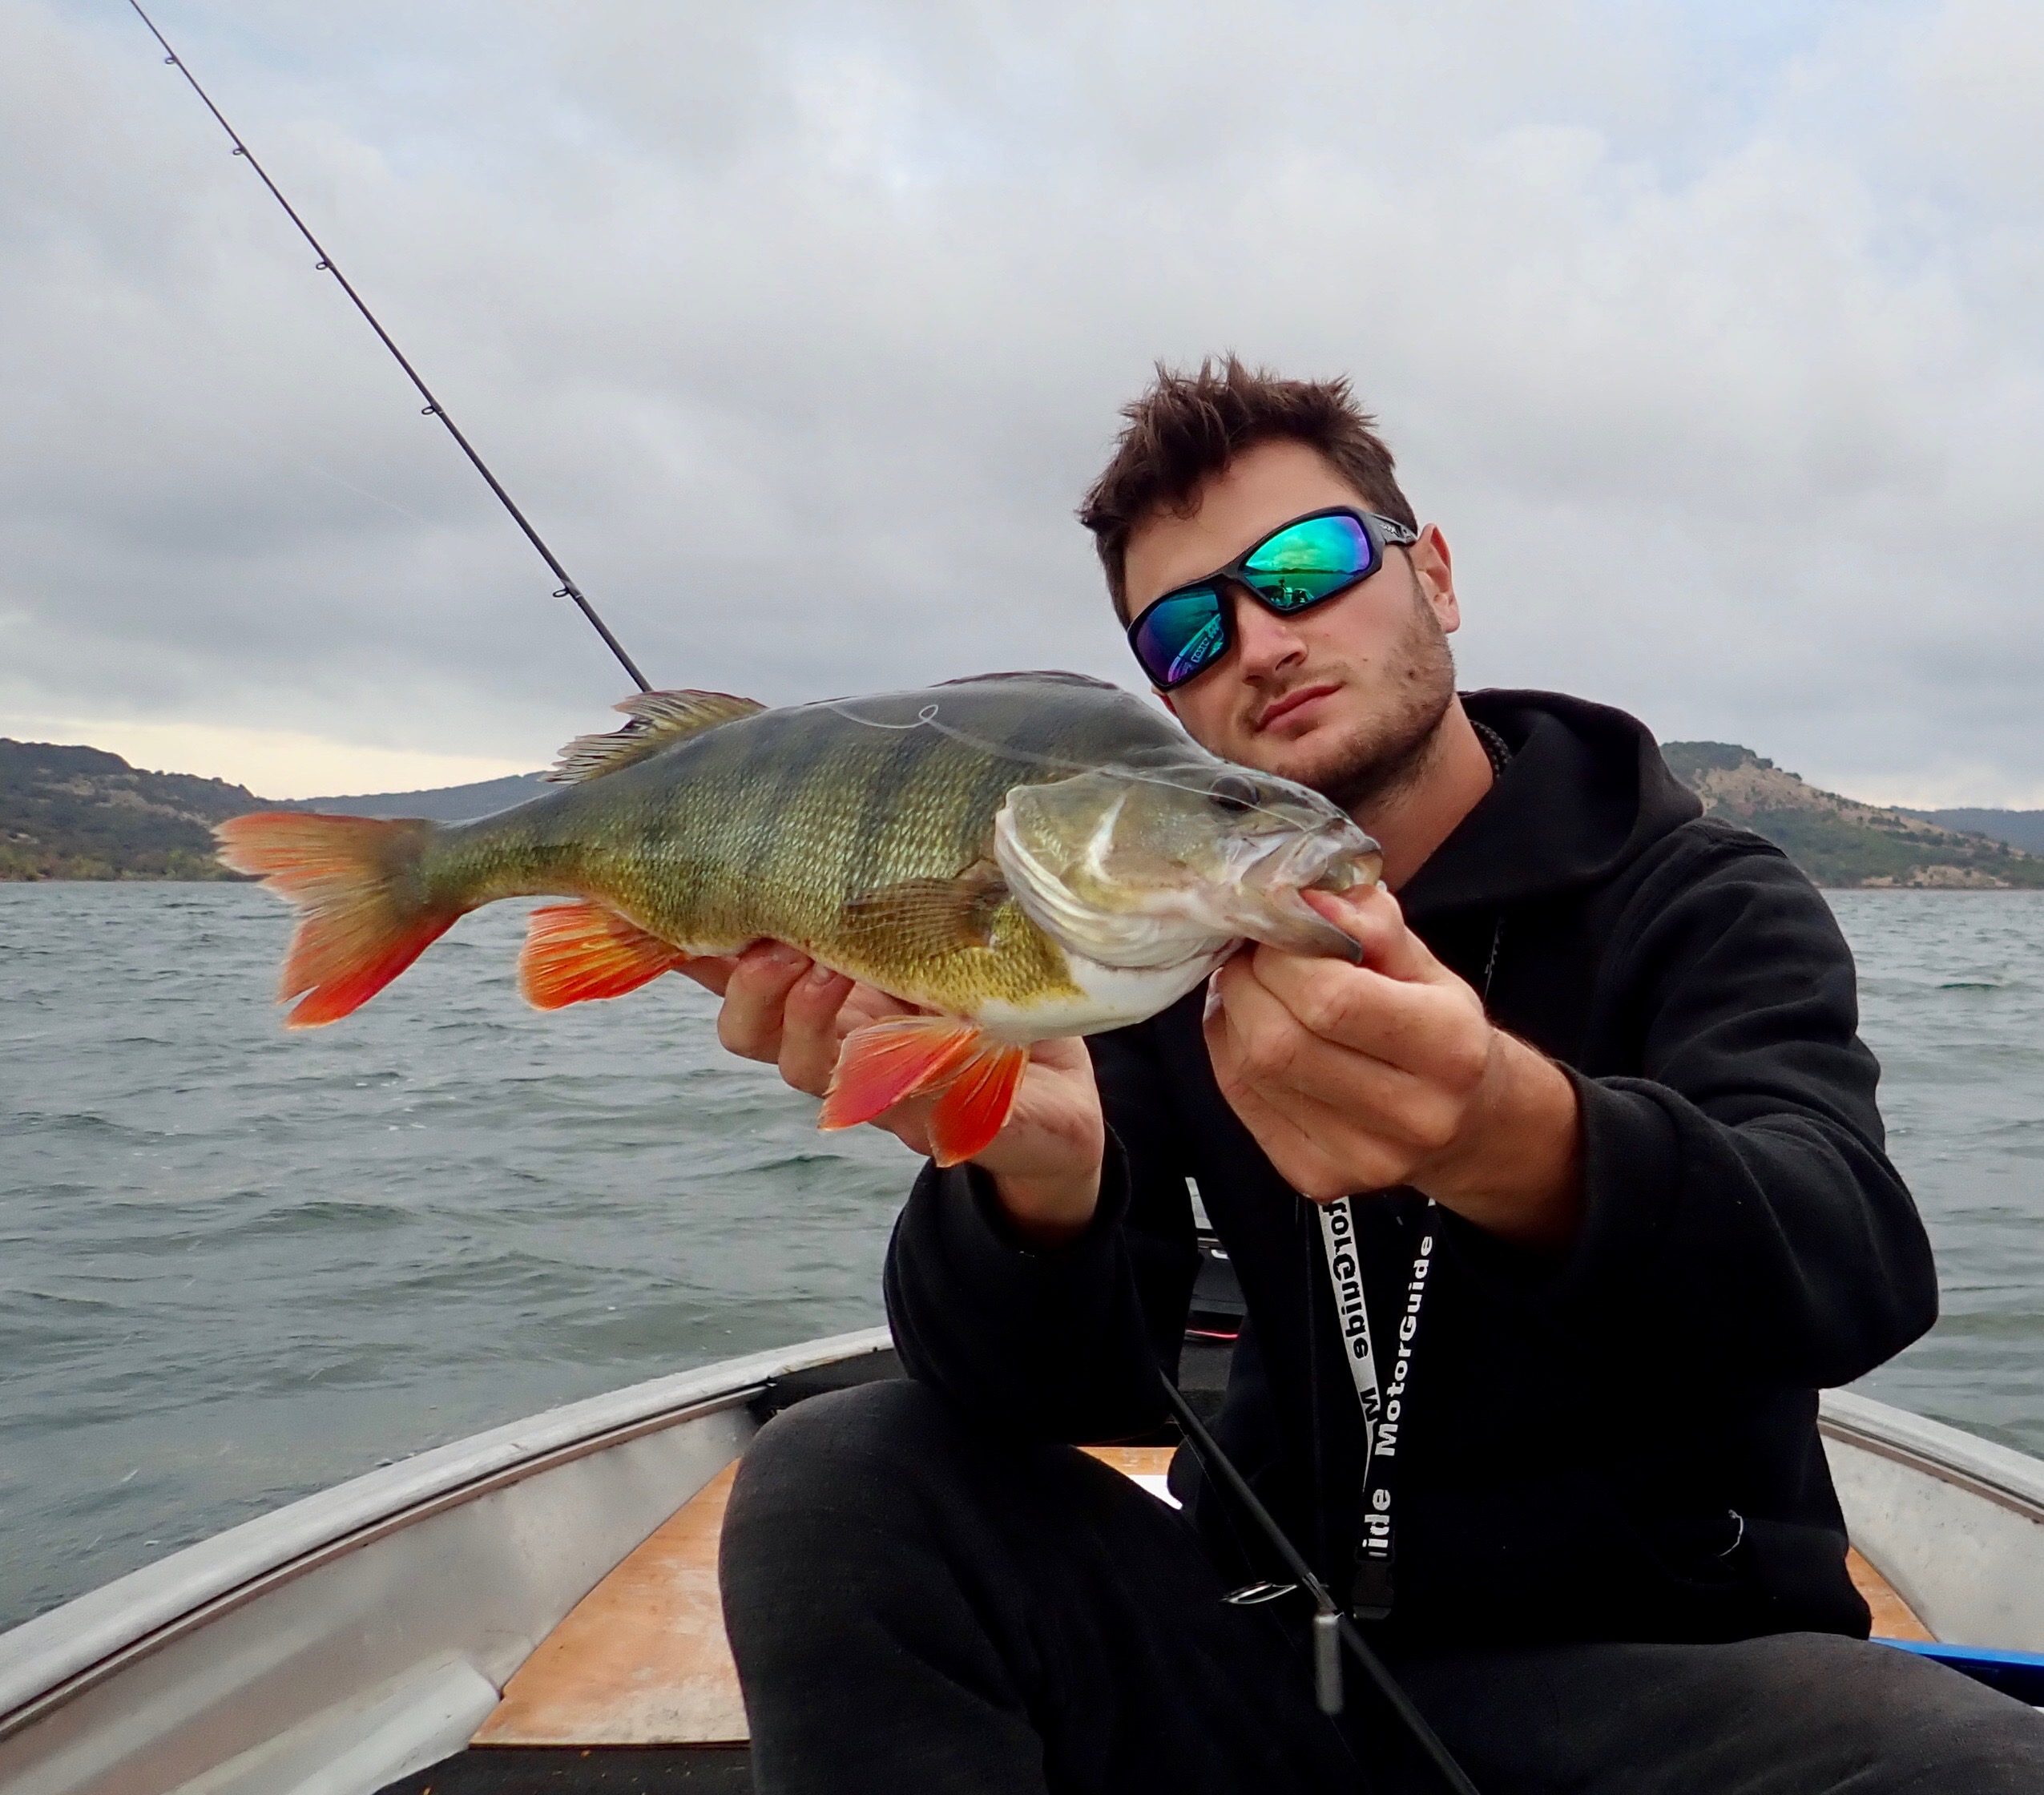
[1122,438,1461,814]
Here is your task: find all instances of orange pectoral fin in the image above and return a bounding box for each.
[518,902,691,1010]
[925,1042,1030,1168]
[818,1015,986,1132]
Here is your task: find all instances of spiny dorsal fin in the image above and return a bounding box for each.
[841,860,1009,958]
[546,690,766,784]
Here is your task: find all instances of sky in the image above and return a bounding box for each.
[3,0,2042,804]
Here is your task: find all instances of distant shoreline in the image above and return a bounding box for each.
[7,735,2044,890]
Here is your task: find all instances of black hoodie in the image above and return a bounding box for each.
[883,690,1938,1649]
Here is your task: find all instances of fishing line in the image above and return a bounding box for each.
[125,0,653,695]
[817,695,1338,834]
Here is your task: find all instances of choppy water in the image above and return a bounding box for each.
[2,885,2041,1631]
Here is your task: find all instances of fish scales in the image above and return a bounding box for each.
[216,672,1381,1172]
[416,679,1170,1013]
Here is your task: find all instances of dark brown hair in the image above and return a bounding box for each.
[1078,356,1416,619]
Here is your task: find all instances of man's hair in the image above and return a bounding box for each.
[1078,356,1417,619]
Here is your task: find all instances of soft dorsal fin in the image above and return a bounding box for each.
[546,690,766,784]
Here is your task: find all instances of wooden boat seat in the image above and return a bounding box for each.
[473,1448,1930,1749]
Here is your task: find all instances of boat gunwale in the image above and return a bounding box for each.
[1,1357,2030,1757]
[0,1325,892,1745]
[1820,1389,2044,1524]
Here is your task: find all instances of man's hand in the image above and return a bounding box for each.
[1203,885,1583,1249]
[683,946,1106,1248]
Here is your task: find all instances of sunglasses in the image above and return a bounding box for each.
[1124,506,1420,692]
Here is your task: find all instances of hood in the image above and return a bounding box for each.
[1397,689,1702,921]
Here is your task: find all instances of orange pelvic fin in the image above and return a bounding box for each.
[926,1039,1031,1167]
[212,812,457,1028]
[820,1015,1030,1168]
[518,902,691,1010]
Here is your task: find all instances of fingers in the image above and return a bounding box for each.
[672,954,740,998]
[1210,945,1431,1069]
[1302,885,1448,985]
[716,942,811,1063]
[1204,996,1452,1199]
[1222,934,1485,1081]
[777,960,858,1095]
[1202,1001,1360,1200]
[715,943,866,1098]
[1208,964,1453,1140]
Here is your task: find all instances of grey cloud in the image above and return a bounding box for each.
[3,0,2042,801]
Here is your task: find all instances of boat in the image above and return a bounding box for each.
[3,1243,2042,1795]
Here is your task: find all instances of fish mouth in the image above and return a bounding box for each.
[1231,825,1384,962]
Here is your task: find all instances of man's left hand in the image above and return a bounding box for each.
[1204,884,1584,1249]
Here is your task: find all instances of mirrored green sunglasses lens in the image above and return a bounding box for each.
[1242,513,1373,609]
[1133,587,1228,688]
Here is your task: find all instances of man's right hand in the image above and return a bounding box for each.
[683,944,1107,1247]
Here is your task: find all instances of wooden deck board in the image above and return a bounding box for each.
[1849,1547,1934,1642]
[475,1462,748,1749]
[474,1444,1929,1749]
[472,1446,1178,1749]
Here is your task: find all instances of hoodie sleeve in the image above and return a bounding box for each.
[1477,833,1937,1386]
[881,1020,1202,1441]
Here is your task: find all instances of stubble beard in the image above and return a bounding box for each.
[1287,585,1457,817]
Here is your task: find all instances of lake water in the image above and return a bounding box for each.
[2,885,2041,1631]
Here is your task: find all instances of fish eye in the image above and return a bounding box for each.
[1209,774,1259,814]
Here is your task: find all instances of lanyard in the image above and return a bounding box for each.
[1316,1195,1439,1620]
[1307,725,1506,1620]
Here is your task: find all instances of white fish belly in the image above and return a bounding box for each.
[972,948,1232,1043]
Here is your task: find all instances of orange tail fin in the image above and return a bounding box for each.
[518,902,691,1010]
[820,1015,1030,1168]
[213,812,458,1028]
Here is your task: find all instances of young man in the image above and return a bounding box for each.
[705,361,2044,1792]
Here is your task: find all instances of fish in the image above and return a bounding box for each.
[215,672,1382,1166]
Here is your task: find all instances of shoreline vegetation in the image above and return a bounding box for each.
[3,734,2042,891]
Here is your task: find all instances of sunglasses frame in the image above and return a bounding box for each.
[1124,506,1421,692]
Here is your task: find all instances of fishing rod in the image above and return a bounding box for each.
[126,0,653,695]
[1156,1368,1482,1795]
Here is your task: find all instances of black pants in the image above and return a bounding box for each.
[719,1382,2044,1794]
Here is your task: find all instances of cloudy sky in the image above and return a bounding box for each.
[4,0,2042,803]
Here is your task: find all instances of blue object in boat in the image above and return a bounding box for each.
[1877,1638,2044,1705]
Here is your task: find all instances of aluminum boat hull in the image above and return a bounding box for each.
[1,1337,2038,1795]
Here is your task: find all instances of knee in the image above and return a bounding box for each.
[1775,1636,2044,1790]
[720,1381,970,1642]
[724,1379,957,1551]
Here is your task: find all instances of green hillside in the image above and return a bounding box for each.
[0,740,260,881]
[1660,743,2044,889]
[0,741,550,881]
[1910,806,2044,856]
[8,731,2042,889]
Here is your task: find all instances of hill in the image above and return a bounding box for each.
[0,740,262,880]
[1659,744,2044,889]
[9,732,2043,890]
[1908,807,2044,857]
[0,741,546,881]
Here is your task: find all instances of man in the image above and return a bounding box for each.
[705,359,2044,1791]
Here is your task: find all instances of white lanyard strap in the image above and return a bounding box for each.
[1316,1196,1383,1443]
[1316,1194,1440,1619]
